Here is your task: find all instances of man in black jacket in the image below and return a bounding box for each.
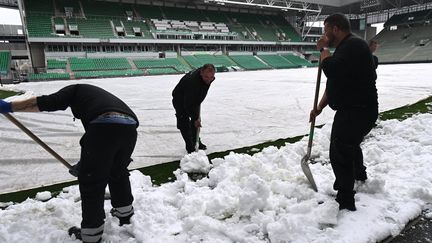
[369,39,379,69]
[310,13,378,211]
[0,84,138,243]
[172,64,215,153]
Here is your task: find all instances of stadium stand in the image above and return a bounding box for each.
[257,54,298,68]
[183,54,237,69]
[229,55,271,70]
[24,0,303,42]
[0,51,11,75]
[47,59,67,69]
[28,73,70,81]
[122,20,152,38]
[74,69,143,78]
[147,67,179,75]
[375,9,432,63]
[281,54,314,67]
[133,57,191,73]
[20,0,317,79]
[69,57,131,71]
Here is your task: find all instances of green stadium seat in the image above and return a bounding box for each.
[133,57,191,73]
[47,59,67,69]
[257,55,298,69]
[229,55,271,70]
[28,73,70,81]
[70,58,131,71]
[0,51,11,75]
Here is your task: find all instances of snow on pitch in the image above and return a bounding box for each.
[1,64,432,193]
[0,112,431,242]
[0,64,432,242]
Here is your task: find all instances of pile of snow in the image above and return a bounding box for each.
[1,113,431,242]
[35,191,52,201]
[180,150,211,173]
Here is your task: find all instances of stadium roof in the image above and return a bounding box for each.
[2,0,432,15]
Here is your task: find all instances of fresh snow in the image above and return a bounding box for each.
[0,64,432,242]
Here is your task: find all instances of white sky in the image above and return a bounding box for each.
[0,7,21,25]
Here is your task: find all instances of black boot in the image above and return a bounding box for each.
[68,226,102,243]
[198,141,207,150]
[336,191,356,211]
[110,208,134,226]
[68,226,82,241]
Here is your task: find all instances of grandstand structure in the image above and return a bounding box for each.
[1,0,432,81]
[373,8,432,63]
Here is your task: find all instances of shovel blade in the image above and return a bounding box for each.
[301,155,318,192]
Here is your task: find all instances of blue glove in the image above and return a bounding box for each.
[0,100,12,113]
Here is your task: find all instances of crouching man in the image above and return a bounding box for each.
[172,64,215,153]
[0,84,139,243]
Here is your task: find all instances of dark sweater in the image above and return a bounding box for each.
[321,34,378,110]
[172,68,210,120]
[37,84,139,129]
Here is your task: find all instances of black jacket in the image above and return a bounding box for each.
[37,84,139,129]
[172,68,210,120]
[322,34,378,110]
[373,55,379,69]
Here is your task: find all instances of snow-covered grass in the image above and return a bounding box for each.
[1,113,431,242]
[1,64,432,242]
[1,64,432,194]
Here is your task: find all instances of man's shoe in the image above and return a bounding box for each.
[68,226,82,240]
[336,191,357,211]
[337,201,357,211]
[110,208,133,226]
[198,142,207,150]
[68,226,102,243]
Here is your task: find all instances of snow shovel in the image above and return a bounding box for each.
[300,62,322,192]
[2,113,73,171]
[194,105,201,152]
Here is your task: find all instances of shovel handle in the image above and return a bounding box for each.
[195,105,201,152]
[2,113,72,169]
[306,61,323,155]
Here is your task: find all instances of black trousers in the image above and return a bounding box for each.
[78,123,137,239]
[330,107,378,198]
[175,112,198,152]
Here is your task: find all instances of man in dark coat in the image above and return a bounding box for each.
[0,84,138,243]
[172,64,215,153]
[369,39,379,69]
[310,13,378,211]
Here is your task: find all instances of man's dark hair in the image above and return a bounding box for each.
[201,63,215,72]
[324,13,351,33]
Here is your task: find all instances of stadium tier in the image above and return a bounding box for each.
[182,54,237,69]
[257,54,298,69]
[23,0,302,42]
[229,55,271,70]
[69,57,131,71]
[133,58,191,72]
[281,54,314,67]
[375,9,432,63]
[0,51,11,75]
[47,59,67,69]
[74,69,143,78]
[28,72,70,81]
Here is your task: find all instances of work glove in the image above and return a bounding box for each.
[0,99,12,113]
[69,161,81,177]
